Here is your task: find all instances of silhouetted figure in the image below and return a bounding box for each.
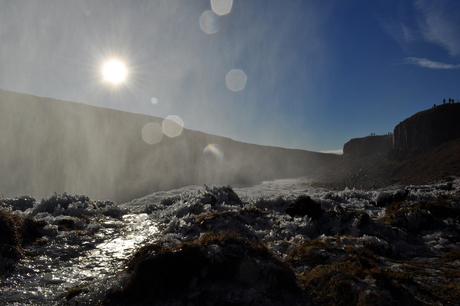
[443,98,446,104]
[433,103,436,108]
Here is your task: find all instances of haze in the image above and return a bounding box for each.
[1,1,459,152]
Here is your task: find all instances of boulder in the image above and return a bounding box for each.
[97,231,305,305]
[285,195,324,220]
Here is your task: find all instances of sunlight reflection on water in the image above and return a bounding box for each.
[95,214,158,260]
[0,213,159,304]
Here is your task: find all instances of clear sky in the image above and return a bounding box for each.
[1,0,459,152]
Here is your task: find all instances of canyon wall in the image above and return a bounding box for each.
[0,89,339,203]
[344,103,460,160]
[390,103,460,159]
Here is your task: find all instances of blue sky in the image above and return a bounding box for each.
[1,0,459,152]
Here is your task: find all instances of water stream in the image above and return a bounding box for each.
[0,213,158,305]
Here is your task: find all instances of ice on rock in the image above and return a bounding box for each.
[1,179,460,305]
[373,189,408,207]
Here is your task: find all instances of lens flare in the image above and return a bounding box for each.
[141,123,163,145]
[162,115,184,138]
[200,10,219,34]
[150,97,158,105]
[226,69,247,91]
[203,144,224,161]
[211,0,233,16]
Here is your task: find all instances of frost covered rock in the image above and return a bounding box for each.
[2,179,460,305]
[72,232,306,306]
[1,195,36,211]
[373,189,408,207]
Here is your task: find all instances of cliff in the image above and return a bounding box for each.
[343,103,460,161]
[0,89,339,203]
[315,102,460,190]
[343,134,393,157]
[390,103,460,160]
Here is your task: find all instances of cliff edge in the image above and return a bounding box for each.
[314,103,460,189]
[343,134,393,157]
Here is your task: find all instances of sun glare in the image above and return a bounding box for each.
[101,59,128,85]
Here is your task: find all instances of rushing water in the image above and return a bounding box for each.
[1,179,459,305]
[0,213,158,305]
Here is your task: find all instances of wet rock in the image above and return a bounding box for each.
[285,195,324,220]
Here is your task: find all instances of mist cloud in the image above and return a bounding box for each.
[0,1,339,151]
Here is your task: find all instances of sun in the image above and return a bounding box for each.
[101,59,128,85]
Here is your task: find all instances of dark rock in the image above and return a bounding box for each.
[203,185,243,206]
[97,231,304,305]
[355,211,372,229]
[0,209,46,271]
[285,195,324,220]
[374,190,409,207]
[390,103,460,160]
[57,218,77,231]
[2,195,36,211]
[200,193,217,205]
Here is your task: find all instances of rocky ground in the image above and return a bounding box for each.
[2,178,459,305]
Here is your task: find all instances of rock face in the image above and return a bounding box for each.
[390,103,460,159]
[343,135,393,157]
[343,103,460,161]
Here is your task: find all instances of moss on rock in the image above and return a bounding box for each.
[0,209,45,271]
